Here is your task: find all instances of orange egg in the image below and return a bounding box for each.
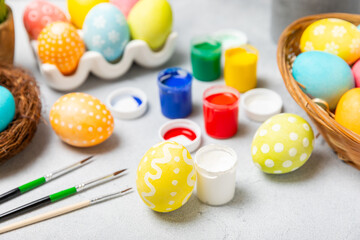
[38,22,85,75]
[50,93,114,147]
[335,88,360,135]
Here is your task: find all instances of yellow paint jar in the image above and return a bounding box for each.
[224,45,258,93]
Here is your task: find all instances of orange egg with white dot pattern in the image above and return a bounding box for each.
[50,93,114,147]
[38,22,85,75]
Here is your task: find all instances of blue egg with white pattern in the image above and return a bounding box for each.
[83,3,130,62]
[0,86,15,132]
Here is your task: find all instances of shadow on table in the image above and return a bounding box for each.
[189,102,202,119]
[263,151,326,183]
[0,122,51,179]
[226,185,249,209]
[236,121,253,138]
[256,77,272,89]
[152,195,204,223]
[62,132,121,156]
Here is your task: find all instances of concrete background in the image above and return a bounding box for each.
[1,0,360,239]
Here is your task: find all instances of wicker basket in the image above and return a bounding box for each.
[277,13,360,170]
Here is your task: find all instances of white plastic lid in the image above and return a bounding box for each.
[241,88,282,122]
[106,87,147,120]
[159,119,201,152]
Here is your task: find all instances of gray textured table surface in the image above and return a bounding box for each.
[1,0,360,239]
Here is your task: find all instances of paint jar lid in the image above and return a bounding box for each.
[106,87,148,120]
[241,88,282,122]
[159,119,201,152]
[212,29,248,52]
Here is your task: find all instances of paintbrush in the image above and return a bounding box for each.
[0,169,127,222]
[0,156,94,204]
[0,187,132,234]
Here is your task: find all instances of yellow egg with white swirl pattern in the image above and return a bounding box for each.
[136,141,196,212]
[300,18,360,64]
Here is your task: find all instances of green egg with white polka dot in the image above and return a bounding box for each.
[251,113,314,174]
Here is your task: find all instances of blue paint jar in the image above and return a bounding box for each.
[158,67,193,119]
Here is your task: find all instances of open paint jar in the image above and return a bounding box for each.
[159,119,201,152]
[158,67,193,119]
[212,29,248,53]
[242,88,283,122]
[106,87,147,120]
[195,144,237,206]
[203,85,240,139]
[191,36,221,81]
[224,44,258,93]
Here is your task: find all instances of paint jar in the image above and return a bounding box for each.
[191,36,221,81]
[224,45,258,93]
[203,85,240,139]
[158,67,193,119]
[195,144,237,206]
[159,119,201,152]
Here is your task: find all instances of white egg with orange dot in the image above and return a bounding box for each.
[136,141,196,212]
[49,93,114,147]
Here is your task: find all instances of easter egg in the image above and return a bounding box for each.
[49,93,114,147]
[300,18,360,64]
[136,141,196,212]
[352,59,360,87]
[335,88,360,135]
[292,51,354,110]
[23,0,68,40]
[83,3,130,62]
[37,22,85,75]
[128,0,172,51]
[251,113,315,174]
[67,0,109,29]
[110,0,138,18]
[0,86,15,132]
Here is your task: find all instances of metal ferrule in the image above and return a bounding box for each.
[44,157,94,182]
[44,173,53,182]
[75,171,125,192]
[75,183,86,192]
[90,188,133,204]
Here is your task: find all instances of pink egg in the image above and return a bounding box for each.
[352,59,360,88]
[23,0,69,40]
[110,0,138,17]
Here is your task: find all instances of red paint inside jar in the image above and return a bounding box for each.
[203,92,239,139]
[163,127,197,141]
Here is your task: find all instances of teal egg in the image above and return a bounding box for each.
[292,51,354,110]
[0,86,15,132]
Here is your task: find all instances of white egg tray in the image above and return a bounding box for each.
[30,31,178,91]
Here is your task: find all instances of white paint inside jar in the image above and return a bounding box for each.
[246,95,280,115]
[112,95,141,113]
[196,149,236,172]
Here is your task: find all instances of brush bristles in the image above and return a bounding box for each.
[114,169,127,176]
[80,156,94,164]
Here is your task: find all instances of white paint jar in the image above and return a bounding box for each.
[194,144,237,206]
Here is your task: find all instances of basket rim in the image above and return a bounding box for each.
[276,12,360,144]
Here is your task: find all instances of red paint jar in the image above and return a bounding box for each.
[203,85,240,139]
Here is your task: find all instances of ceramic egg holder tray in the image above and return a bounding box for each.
[30,31,178,91]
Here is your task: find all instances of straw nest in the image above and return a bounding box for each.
[0,64,41,163]
[277,13,360,170]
